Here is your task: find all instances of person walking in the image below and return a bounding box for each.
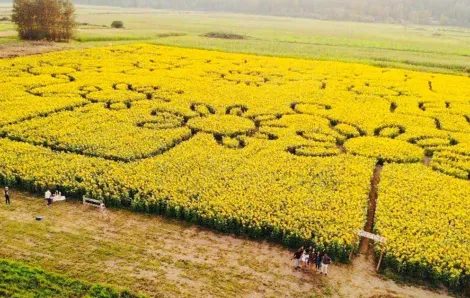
[321,253,332,276]
[315,251,323,272]
[4,186,10,205]
[293,246,304,269]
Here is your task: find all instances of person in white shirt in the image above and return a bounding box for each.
[301,250,309,271]
[45,189,52,206]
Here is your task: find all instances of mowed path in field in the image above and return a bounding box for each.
[0,190,451,298]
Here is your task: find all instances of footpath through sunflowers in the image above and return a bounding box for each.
[0,44,469,290]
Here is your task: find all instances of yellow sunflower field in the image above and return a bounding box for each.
[0,44,469,288]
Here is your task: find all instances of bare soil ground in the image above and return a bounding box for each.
[0,41,73,58]
[0,190,451,298]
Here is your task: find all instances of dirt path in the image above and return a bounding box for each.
[0,190,452,297]
[359,164,382,254]
[330,255,450,298]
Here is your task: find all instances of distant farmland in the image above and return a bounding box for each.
[0,4,469,74]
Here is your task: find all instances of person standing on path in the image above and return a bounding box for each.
[301,249,309,271]
[45,189,52,206]
[309,249,317,272]
[321,253,331,276]
[315,251,323,272]
[4,186,10,205]
[293,246,304,269]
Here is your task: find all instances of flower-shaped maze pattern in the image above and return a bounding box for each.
[138,103,280,150]
[2,80,282,161]
[283,101,470,180]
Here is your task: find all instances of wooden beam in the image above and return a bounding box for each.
[376,247,385,272]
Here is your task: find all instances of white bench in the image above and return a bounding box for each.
[53,196,66,202]
[82,196,106,209]
[82,196,109,220]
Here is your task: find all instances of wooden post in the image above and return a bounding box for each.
[376,247,385,272]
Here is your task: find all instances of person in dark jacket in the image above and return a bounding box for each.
[292,246,304,269]
[321,253,332,275]
[4,186,10,205]
[315,251,323,271]
[308,249,317,271]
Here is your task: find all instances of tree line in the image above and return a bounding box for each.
[64,0,470,27]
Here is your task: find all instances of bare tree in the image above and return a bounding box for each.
[12,0,76,41]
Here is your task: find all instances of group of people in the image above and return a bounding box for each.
[293,245,331,276]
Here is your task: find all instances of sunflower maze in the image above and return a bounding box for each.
[0,44,469,290]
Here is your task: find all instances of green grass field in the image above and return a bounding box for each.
[0,4,469,74]
[0,259,143,297]
[0,23,13,31]
[73,6,470,74]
